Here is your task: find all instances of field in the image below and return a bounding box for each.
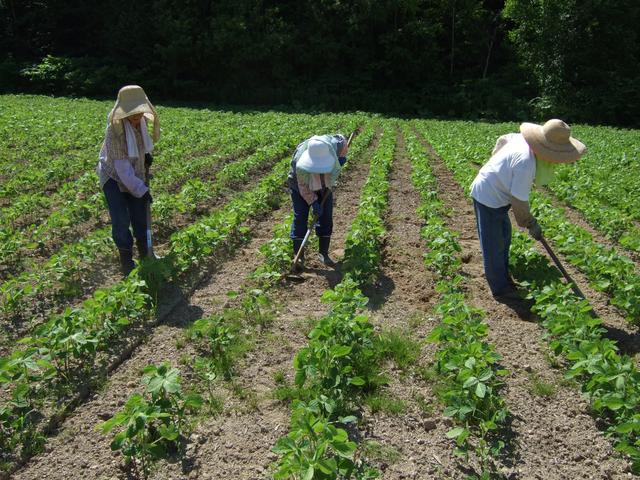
[1,94,640,479]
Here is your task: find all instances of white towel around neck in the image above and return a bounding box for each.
[123,117,154,160]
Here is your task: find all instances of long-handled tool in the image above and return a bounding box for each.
[290,132,355,273]
[539,236,585,299]
[144,164,159,259]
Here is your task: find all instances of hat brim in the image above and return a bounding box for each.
[112,103,155,122]
[296,149,336,174]
[520,123,586,163]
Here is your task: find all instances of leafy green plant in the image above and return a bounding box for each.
[272,402,378,480]
[98,363,202,479]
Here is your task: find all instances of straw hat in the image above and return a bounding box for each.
[296,136,338,173]
[520,119,586,163]
[108,85,160,142]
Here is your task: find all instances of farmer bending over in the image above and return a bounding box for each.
[470,119,586,300]
[288,134,349,272]
[97,85,159,276]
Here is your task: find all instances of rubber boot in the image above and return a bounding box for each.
[292,237,305,272]
[118,248,135,277]
[318,236,335,266]
[136,238,148,261]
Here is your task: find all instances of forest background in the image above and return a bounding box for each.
[1,0,638,127]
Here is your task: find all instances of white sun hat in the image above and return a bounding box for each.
[296,136,338,174]
[108,85,160,142]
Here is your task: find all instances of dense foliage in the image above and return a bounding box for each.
[2,0,638,124]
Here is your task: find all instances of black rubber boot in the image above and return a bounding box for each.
[136,238,148,260]
[318,236,335,266]
[292,237,305,272]
[118,248,135,277]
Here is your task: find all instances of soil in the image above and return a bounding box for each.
[10,131,378,480]
[0,152,284,355]
[7,125,637,480]
[359,128,463,479]
[416,131,632,479]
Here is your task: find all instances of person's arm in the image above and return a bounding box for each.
[510,196,535,228]
[114,160,148,198]
[510,153,541,239]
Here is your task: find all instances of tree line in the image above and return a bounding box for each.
[1,0,638,126]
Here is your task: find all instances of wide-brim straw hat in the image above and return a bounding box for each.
[108,85,160,142]
[520,119,586,163]
[297,136,337,173]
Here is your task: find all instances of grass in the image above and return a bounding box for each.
[376,328,422,371]
[412,391,434,416]
[361,441,402,464]
[527,373,557,398]
[365,393,407,415]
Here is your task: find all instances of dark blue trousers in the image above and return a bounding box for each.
[103,178,148,250]
[473,199,512,296]
[290,188,333,239]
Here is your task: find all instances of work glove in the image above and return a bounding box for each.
[528,218,542,241]
[145,153,153,167]
[142,190,153,204]
[311,200,322,219]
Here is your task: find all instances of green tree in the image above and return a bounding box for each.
[503,0,640,124]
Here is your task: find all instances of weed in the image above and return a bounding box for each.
[361,440,402,464]
[376,328,421,371]
[412,391,434,416]
[527,373,556,398]
[365,394,406,415]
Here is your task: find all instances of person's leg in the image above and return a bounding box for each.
[473,199,511,296]
[103,179,135,275]
[126,193,150,259]
[503,208,513,282]
[315,191,334,265]
[290,189,310,270]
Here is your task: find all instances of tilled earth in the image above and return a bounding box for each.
[10,126,636,480]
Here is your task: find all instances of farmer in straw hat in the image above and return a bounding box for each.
[470,119,587,300]
[288,134,349,271]
[97,85,160,276]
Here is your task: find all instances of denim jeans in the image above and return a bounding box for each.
[473,199,512,295]
[103,178,148,250]
[290,188,333,239]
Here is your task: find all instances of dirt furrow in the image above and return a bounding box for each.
[12,131,378,480]
[360,128,465,479]
[418,135,631,479]
[155,129,380,479]
[0,153,284,356]
[12,206,289,480]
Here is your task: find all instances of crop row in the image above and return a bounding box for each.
[510,233,640,473]
[415,120,640,324]
[0,110,354,276]
[404,125,509,478]
[0,123,374,474]
[272,123,395,479]
[414,120,640,473]
[0,153,297,472]
[97,126,377,476]
[0,114,358,331]
[553,124,640,224]
[0,96,270,199]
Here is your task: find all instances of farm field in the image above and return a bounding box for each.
[1,94,640,479]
